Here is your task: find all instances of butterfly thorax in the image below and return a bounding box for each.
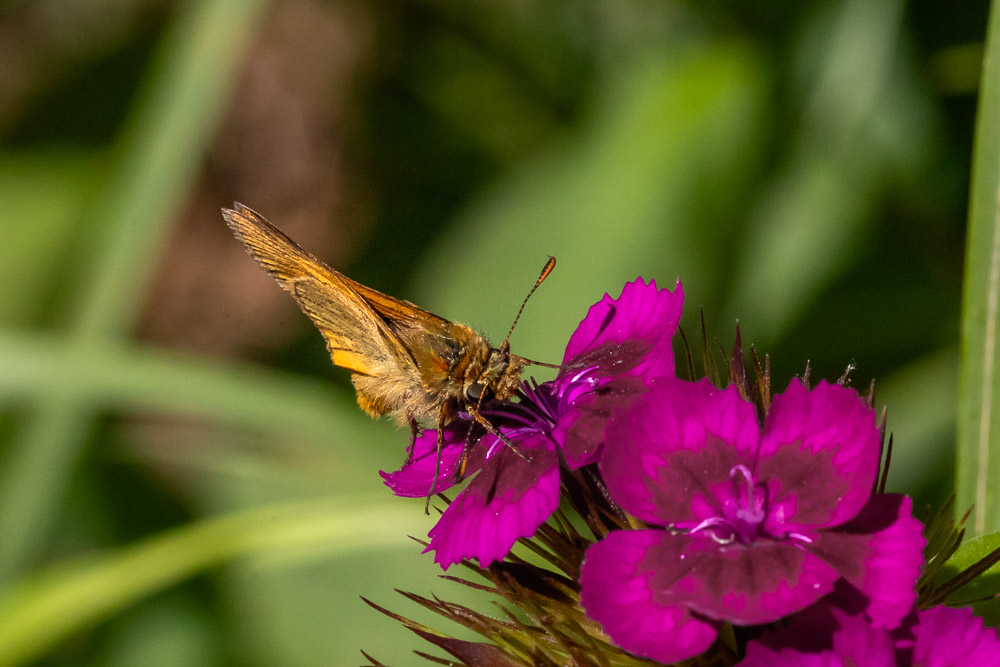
[410,323,525,417]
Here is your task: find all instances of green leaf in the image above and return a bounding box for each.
[935,532,1000,604]
[958,0,1000,534]
[974,596,1000,628]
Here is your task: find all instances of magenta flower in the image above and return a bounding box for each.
[381,278,683,569]
[741,601,1000,666]
[578,376,926,664]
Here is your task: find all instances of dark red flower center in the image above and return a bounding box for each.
[690,465,765,544]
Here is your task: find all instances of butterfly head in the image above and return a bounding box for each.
[464,346,525,405]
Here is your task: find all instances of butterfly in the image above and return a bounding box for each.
[223,203,555,485]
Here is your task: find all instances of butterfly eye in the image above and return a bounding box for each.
[466,382,486,402]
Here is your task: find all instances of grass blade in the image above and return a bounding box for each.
[958,0,1000,534]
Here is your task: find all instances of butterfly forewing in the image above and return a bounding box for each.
[290,279,410,375]
[223,203,418,379]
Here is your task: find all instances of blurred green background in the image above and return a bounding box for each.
[0,0,986,664]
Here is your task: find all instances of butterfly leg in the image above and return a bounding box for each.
[455,392,486,482]
[465,405,530,462]
[424,405,449,515]
[406,414,419,463]
[456,423,475,482]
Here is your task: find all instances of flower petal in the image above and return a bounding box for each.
[741,605,896,666]
[553,376,648,468]
[658,535,840,625]
[425,434,559,569]
[911,605,1000,664]
[758,380,880,530]
[562,278,683,381]
[828,608,896,663]
[600,377,759,525]
[380,426,489,498]
[579,530,718,663]
[742,604,1000,665]
[807,494,924,628]
[737,645,832,666]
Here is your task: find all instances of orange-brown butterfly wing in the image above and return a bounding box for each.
[331,267,451,333]
[223,203,420,378]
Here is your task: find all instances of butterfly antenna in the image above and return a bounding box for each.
[519,356,562,370]
[501,256,556,352]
